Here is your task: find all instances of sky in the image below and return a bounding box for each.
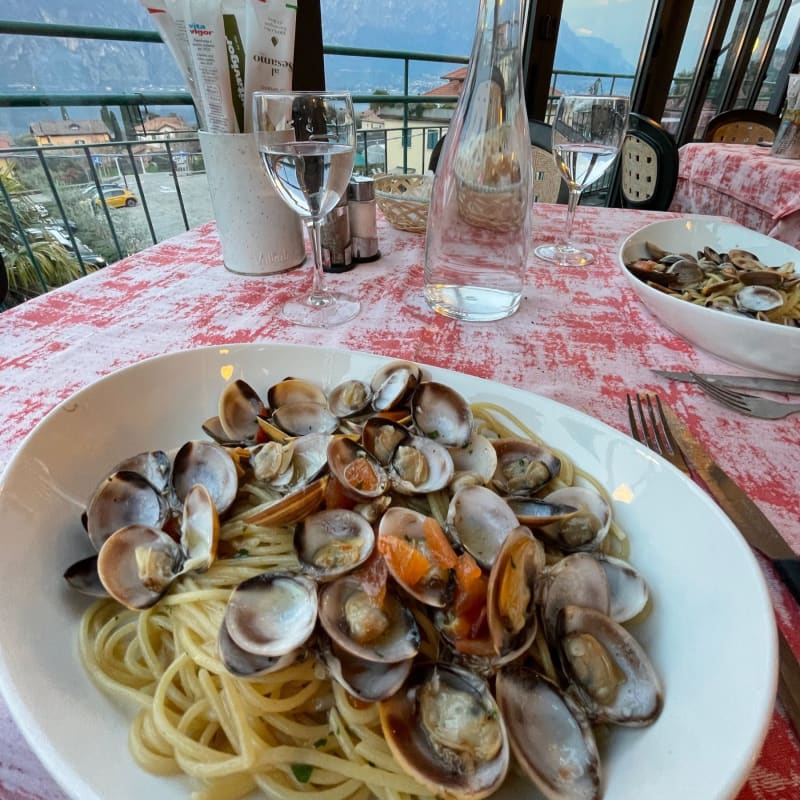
[562,0,800,74]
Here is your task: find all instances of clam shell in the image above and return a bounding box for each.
[495,666,600,800]
[96,524,182,610]
[411,381,473,447]
[558,604,664,726]
[378,663,509,800]
[224,573,318,658]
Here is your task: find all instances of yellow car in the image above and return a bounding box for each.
[94,187,138,209]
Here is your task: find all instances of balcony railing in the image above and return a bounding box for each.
[0,19,642,307]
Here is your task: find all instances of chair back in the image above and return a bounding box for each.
[529,119,568,204]
[618,112,678,211]
[703,109,780,144]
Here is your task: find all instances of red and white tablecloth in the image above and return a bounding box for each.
[0,204,798,799]
[669,142,800,247]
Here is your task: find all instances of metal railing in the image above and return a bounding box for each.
[0,18,645,306]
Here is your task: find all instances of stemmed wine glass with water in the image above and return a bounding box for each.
[535,95,630,267]
[253,91,359,327]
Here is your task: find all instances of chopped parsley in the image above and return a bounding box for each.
[234,548,250,559]
[291,764,313,783]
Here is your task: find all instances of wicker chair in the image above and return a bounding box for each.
[703,109,781,144]
[529,119,568,204]
[617,113,679,211]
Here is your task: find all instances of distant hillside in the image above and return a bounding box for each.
[0,0,635,136]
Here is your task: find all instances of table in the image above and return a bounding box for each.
[669,142,800,248]
[1,203,799,799]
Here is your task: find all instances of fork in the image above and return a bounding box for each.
[626,391,800,735]
[691,372,800,419]
[626,392,691,475]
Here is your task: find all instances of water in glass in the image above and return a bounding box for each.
[252,91,359,328]
[535,95,629,267]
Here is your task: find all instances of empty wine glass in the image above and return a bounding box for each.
[252,91,359,327]
[535,95,630,267]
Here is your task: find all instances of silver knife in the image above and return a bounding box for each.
[652,369,800,394]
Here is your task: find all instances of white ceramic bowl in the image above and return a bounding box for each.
[619,218,800,377]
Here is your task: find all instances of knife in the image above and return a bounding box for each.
[652,369,800,394]
[659,402,800,736]
[659,401,800,602]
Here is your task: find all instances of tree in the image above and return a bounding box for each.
[0,164,93,306]
[370,90,390,112]
[61,106,70,120]
[101,106,124,141]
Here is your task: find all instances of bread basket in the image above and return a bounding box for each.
[374,174,432,233]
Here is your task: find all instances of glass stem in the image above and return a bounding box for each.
[305,217,329,307]
[564,185,582,249]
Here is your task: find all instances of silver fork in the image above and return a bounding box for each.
[626,391,800,736]
[691,372,800,419]
[625,392,692,475]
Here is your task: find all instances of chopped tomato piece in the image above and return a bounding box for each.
[422,517,458,569]
[377,534,432,587]
[454,573,488,619]
[455,551,483,592]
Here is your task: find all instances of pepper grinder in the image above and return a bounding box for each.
[348,176,381,262]
[320,192,354,272]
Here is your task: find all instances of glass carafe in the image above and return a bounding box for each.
[423,0,532,322]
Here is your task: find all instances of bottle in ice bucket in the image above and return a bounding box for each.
[423,0,532,322]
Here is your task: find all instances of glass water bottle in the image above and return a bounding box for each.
[423,0,532,322]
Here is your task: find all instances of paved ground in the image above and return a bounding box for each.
[92,169,216,260]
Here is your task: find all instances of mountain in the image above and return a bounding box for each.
[0,0,635,136]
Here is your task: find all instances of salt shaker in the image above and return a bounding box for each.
[320,193,353,272]
[348,176,381,262]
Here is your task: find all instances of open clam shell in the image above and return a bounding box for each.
[446,485,519,569]
[486,526,545,659]
[390,435,455,495]
[327,379,373,418]
[327,436,389,501]
[594,554,650,623]
[491,439,561,497]
[218,379,264,443]
[540,552,610,642]
[379,663,509,800]
[495,666,600,800]
[539,486,611,552]
[172,440,239,515]
[110,450,171,494]
[411,381,473,448]
[377,507,451,607]
[318,576,420,663]
[370,360,422,411]
[96,524,183,610]
[558,604,664,726]
[295,508,375,581]
[85,470,169,551]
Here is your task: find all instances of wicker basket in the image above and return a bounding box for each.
[454,127,527,232]
[374,174,432,233]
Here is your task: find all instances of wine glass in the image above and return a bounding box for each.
[252,91,359,327]
[535,95,630,267]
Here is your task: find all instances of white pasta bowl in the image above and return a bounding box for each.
[619,218,800,377]
[0,343,777,800]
